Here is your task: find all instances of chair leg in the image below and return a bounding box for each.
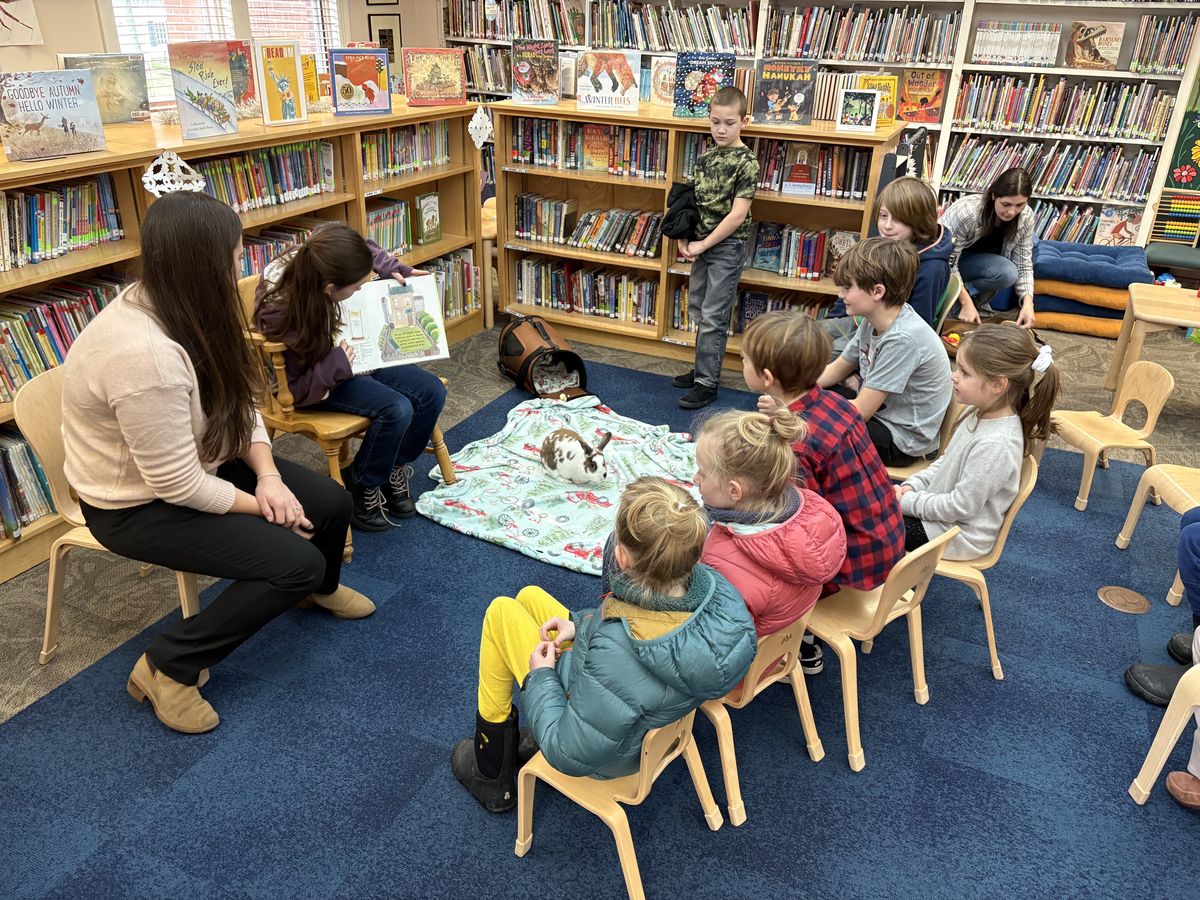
[176,571,200,619]
[826,633,865,771]
[1098,450,1108,469]
[699,701,743,826]
[1168,570,1184,607]
[1074,448,1101,511]
[138,563,152,578]
[787,665,825,763]
[602,802,646,900]
[1129,668,1200,804]
[907,606,930,704]
[430,425,456,485]
[861,639,873,655]
[323,444,354,564]
[681,734,724,832]
[969,575,1004,681]
[1144,447,1160,504]
[1116,468,1155,549]
[40,539,74,664]
[514,766,538,857]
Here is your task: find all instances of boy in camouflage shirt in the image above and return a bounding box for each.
[673,86,759,409]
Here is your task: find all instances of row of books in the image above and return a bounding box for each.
[589,0,755,55]
[510,0,587,45]
[671,288,827,335]
[952,74,1176,143]
[570,208,663,258]
[446,0,517,40]
[763,7,961,65]
[510,117,668,178]
[366,199,415,258]
[1128,14,1198,75]
[464,45,512,93]
[971,21,1062,68]
[680,133,715,179]
[361,123,453,183]
[746,223,857,281]
[0,175,124,273]
[755,139,875,201]
[812,70,862,123]
[0,426,56,540]
[1028,198,1102,243]
[515,256,658,323]
[196,141,330,215]
[239,218,331,279]
[426,248,481,322]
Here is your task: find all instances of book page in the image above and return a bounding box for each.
[334,275,449,374]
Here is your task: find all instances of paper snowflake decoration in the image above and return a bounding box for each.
[142,151,207,198]
[469,104,493,149]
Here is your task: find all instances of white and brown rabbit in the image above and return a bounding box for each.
[540,429,612,484]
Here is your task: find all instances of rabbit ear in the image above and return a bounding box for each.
[595,431,613,452]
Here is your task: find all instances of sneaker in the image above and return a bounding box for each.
[679,383,718,409]
[385,464,417,519]
[672,369,696,389]
[800,639,824,675]
[352,484,392,532]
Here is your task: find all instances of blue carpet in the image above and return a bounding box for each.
[2,361,1196,899]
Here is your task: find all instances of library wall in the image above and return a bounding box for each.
[0,1,107,71]
[345,0,440,48]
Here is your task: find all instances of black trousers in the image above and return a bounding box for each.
[81,458,352,685]
[828,383,918,467]
[903,515,930,552]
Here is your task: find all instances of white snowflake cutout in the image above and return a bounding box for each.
[468,104,494,149]
[141,151,207,198]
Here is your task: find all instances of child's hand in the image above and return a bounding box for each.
[392,269,429,285]
[529,641,558,671]
[677,239,692,260]
[539,616,575,646]
[757,393,782,417]
[894,484,913,502]
[339,339,356,365]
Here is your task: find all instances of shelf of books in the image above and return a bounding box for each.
[492,99,903,365]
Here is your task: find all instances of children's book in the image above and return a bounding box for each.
[580,124,612,172]
[857,73,897,127]
[254,42,307,127]
[512,39,559,105]
[750,222,784,271]
[227,41,255,106]
[648,55,676,108]
[559,52,578,98]
[673,51,736,119]
[563,0,587,45]
[168,41,238,139]
[1065,21,1124,70]
[825,230,859,275]
[752,58,815,125]
[58,53,149,124]
[835,88,880,133]
[0,71,107,161]
[301,53,319,104]
[336,276,450,374]
[1094,206,1141,246]
[402,48,467,107]
[331,48,392,115]
[781,143,818,195]
[898,69,945,123]
[415,192,442,245]
[576,50,640,112]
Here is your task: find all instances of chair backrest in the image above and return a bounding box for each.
[724,613,812,709]
[934,271,962,334]
[237,273,296,419]
[12,367,83,527]
[614,710,698,806]
[1109,360,1175,439]
[237,273,260,322]
[936,396,964,456]
[865,526,960,637]
[970,454,1038,571]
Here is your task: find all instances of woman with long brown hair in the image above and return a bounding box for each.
[61,191,373,735]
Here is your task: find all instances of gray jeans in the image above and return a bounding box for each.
[688,237,745,388]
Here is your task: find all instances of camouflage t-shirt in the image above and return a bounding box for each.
[691,144,759,241]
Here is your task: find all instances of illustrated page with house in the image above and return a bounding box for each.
[335,275,449,374]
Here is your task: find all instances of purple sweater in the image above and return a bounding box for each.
[253,238,413,408]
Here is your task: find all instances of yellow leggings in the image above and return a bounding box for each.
[477,585,570,723]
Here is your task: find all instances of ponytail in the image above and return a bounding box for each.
[696,407,805,514]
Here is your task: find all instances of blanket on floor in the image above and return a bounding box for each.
[415,395,699,575]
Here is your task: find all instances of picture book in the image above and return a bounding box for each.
[857,73,897,127]
[836,88,880,133]
[301,53,319,104]
[168,42,238,139]
[1094,206,1141,246]
[648,55,676,108]
[331,48,392,115]
[898,69,945,124]
[673,51,735,118]
[750,222,784,271]
[825,230,859,274]
[559,52,578,98]
[1065,21,1124,70]
[563,0,587,45]
[752,58,815,125]
[58,53,149,124]
[512,39,559,105]
[254,42,307,127]
[335,275,450,375]
[227,41,254,106]
[0,71,107,161]
[415,192,442,245]
[575,50,641,112]
[402,48,467,107]
[781,143,818,195]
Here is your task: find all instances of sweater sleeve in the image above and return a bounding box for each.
[908,260,938,325]
[900,436,1018,526]
[288,345,354,408]
[250,410,271,447]
[938,197,974,276]
[901,451,944,493]
[367,237,414,279]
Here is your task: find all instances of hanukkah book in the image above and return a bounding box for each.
[227,40,255,106]
[673,52,736,118]
[335,275,450,374]
[301,53,319,104]
[512,39,559,105]
[648,55,676,108]
[402,48,467,107]
[898,69,945,123]
[168,42,238,139]
[575,50,640,112]
[254,42,307,126]
[0,71,107,161]
[58,53,149,124]
[331,48,392,115]
[857,73,897,127]
[415,192,442,245]
[1065,21,1124,70]
[752,58,815,125]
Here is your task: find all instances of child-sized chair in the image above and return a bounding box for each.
[515,711,722,900]
[1129,664,1200,805]
[934,272,963,337]
[887,397,962,482]
[807,527,959,771]
[699,612,824,826]
[1115,463,1200,607]
[1050,360,1174,511]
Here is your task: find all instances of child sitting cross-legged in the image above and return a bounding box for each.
[451,476,757,813]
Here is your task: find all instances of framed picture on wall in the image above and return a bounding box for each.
[365,0,398,6]
[368,15,403,64]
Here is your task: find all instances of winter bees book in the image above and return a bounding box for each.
[0,71,106,161]
[575,50,640,112]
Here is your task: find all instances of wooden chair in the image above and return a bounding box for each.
[13,368,199,665]
[934,272,963,336]
[807,527,959,771]
[237,275,456,561]
[515,711,722,900]
[1129,664,1200,805]
[887,397,963,482]
[699,612,824,826]
[1050,360,1175,511]
[1115,464,1200,607]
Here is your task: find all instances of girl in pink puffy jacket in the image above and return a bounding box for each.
[694,407,847,635]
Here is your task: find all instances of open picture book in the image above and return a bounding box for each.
[335,275,449,374]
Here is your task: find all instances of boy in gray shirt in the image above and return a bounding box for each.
[818,238,952,465]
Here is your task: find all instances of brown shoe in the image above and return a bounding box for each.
[126,653,219,734]
[1165,771,1200,810]
[302,584,376,619]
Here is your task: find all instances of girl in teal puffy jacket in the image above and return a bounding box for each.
[451,476,757,813]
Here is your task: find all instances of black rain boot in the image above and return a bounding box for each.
[452,709,519,813]
[384,464,417,519]
[351,483,391,532]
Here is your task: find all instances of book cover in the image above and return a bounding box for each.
[58,53,149,124]
[563,0,587,45]
[1094,206,1141,246]
[752,58,815,125]
[0,71,107,161]
[648,55,676,108]
[301,53,319,104]
[330,48,392,115]
[673,52,736,118]
[898,69,945,123]
[254,42,307,127]
[751,222,784,271]
[825,230,859,275]
[168,42,238,139]
[512,38,559,105]
[227,40,255,106]
[835,88,880,133]
[415,192,441,245]
[1066,22,1125,70]
[335,276,450,373]
[402,48,466,107]
[576,50,640,112]
[781,143,818,195]
[857,73,897,127]
[580,124,611,172]
[559,51,578,98]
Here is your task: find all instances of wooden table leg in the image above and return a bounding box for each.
[1113,321,1149,397]
[1105,301,1136,392]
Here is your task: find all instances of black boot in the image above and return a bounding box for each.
[1124,663,1186,707]
[384,464,417,519]
[1168,630,1195,666]
[339,465,355,491]
[351,483,391,532]
[451,709,519,813]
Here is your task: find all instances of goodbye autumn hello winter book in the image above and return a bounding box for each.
[0,70,106,161]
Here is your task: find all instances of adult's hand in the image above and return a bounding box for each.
[256,475,310,531]
[1016,298,1036,329]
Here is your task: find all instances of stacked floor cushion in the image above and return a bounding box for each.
[1032,240,1154,338]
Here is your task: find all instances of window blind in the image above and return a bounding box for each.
[246,0,342,70]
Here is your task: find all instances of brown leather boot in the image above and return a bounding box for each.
[1166,772,1200,810]
[300,585,376,619]
[126,653,219,734]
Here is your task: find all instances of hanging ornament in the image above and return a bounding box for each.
[141,151,207,198]
[469,104,494,150]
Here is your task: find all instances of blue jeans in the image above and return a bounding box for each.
[1181,506,1200,625]
[315,366,447,488]
[958,251,1018,306]
[688,237,745,388]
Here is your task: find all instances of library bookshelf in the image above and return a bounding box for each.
[491,99,903,365]
[0,101,482,583]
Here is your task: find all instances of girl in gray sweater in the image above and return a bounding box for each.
[896,324,1060,560]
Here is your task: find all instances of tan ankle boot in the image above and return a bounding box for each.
[127,653,219,734]
[303,585,376,619]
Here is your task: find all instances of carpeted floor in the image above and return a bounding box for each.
[1,358,1197,899]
